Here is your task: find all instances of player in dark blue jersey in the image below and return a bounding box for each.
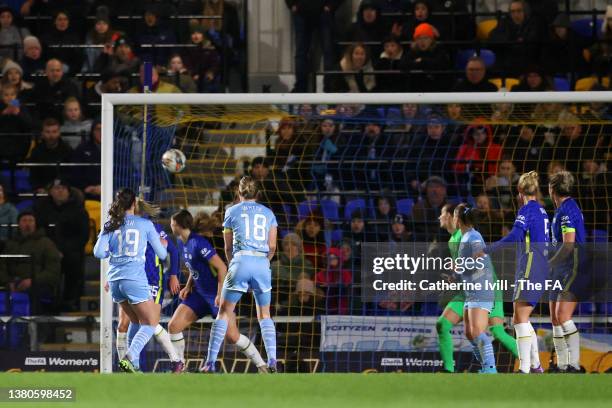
[548,171,587,373]
[167,209,267,372]
[483,171,549,374]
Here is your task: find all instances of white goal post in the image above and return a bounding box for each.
[100,91,612,373]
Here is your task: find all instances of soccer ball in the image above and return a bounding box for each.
[161,149,186,173]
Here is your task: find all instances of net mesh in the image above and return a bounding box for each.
[110,98,612,373]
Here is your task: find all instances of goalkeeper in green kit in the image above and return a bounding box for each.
[436,203,518,373]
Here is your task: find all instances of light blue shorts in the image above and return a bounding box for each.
[465,301,493,312]
[222,254,271,306]
[109,279,151,304]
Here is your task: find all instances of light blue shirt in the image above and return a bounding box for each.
[94,214,167,282]
[223,201,277,255]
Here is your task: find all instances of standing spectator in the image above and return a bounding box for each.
[0,83,33,163]
[134,5,176,67]
[40,10,82,74]
[32,58,80,121]
[0,183,17,241]
[286,0,343,92]
[28,118,73,191]
[375,35,407,92]
[345,0,386,48]
[412,175,448,241]
[540,14,589,77]
[60,97,92,149]
[0,211,62,313]
[93,35,140,77]
[0,5,29,61]
[586,5,612,78]
[19,35,44,80]
[34,178,89,312]
[342,121,391,191]
[404,23,450,92]
[71,120,101,200]
[403,0,439,40]
[81,13,115,73]
[337,43,376,93]
[345,209,371,269]
[451,56,498,92]
[1,59,33,98]
[181,24,220,93]
[489,0,540,76]
[164,54,197,93]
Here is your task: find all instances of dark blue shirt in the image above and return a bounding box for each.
[177,232,218,296]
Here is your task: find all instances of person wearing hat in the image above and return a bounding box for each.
[315,247,352,314]
[402,0,439,41]
[0,5,30,61]
[34,177,89,312]
[404,22,450,92]
[539,14,588,77]
[93,33,140,77]
[0,58,32,95]
[82,11,115,73]
[180,23,220,92]
[134,5,176,67]
[88,69,129,104]
[0,81,33,164]
[412,175,449,241]
[345,0,385,58]
[271,232,315,286]
[511,64,552,92]
[19,35,44,80]
[388,213,414,243]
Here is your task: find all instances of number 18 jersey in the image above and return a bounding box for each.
[223,201,277,255]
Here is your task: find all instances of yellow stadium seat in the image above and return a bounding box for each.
[84,200,101,255]
[489,78,519,91]
[477,19,498,40]
[574,77,609,91]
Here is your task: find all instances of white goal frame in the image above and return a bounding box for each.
[101,91,612,373]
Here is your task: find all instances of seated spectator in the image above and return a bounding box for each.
[489,0,539,76]
[345,209,370,268]
[311,118,344,192]
[452,56,498,92]
[34,178,89,312]
[412,175,448,241]
[22,0,88,34]
[474,192,504,241]
[375,35,407,92]
[0,183,17,241]
[373,194,395,239]
[554,112,597,174]
[342,120,391,190]
[28,117,74,191]
[247,156,295,227]
[181,24,220,93]
[269,118,300,181]
[127,65,183,119]
[94,35,140,77]
[345,0,386,53]
[485,158,518,210]
[0,83,33,163]
[82,13,115,73]
[0,211,62,314]
[402,0,439,39]
[272,232,314,284]
[502,124,552,174]
[32,58,80,121]
[587,5,612,77]
[0,5,29,61]
[163,54,197,93]
[337,42,376,93]
[0,59,32,98]
[277,275,325,315]
[135,5,176,67]
[60,97,92,149]
[388,213,415,243]
[540,14,589,77]
[315,247,352,314]
[404,23,450,92]
[511,65,552,92]
[71,120,101,200]
[87,70,129,104]
[19,35,44,80]
[41,10,82,74]
[296,213,327,271]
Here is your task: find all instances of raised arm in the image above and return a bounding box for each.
[147,222,168,261]
[484,225,525,255]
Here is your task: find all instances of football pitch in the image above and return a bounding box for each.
[0,373,610,408]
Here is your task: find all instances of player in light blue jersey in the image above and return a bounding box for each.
[202,176,278,373]
[94,188,168,373]
[453,204,497,374]
[548,171,587,373]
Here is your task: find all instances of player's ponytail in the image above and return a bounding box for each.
[238,176,259,200]
[549,170,574,197]
[518,171,539,196]
[135,197,161,219]
[104,188,136,233]
[193,211,211,234]
[455,203,479,227]
[171,209,194,230]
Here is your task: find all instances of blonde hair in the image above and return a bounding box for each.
[517,171,539,196]
[238,176,259,200]
[136,197,161,218]
[549,170,575,197]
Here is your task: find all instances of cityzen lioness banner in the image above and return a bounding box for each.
[320,315,472,352]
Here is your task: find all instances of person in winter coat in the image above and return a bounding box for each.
[315,247,352,314]
[375,35,407,92]
[337,42,376,93]
[404,23,451,92]
[40,10,82,74]
[0,183,17,241]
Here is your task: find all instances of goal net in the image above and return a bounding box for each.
[101,92,612,374]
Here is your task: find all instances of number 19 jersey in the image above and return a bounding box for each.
[223,201,277,255]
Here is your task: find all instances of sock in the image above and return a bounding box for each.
[476,332,496,369]
[259,318,277,363]
[552,325,569,370]
[235,334,266,368]
[490,324,518,358]
[126,325,155,370]
[116,331,127,360]
[154,324,180,362]
[127,322,140,348]
[436,316,455,372]
[206,319,228,364]
[562,320,580,370]
[514,322,531,373]
[469,338,483,366]
[170,332,185,363]
[528,322,541,369]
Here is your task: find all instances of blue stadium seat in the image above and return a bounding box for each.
[320,199,339,221]
[10,292,30,316]
[381,340,402,351]
[571,18,603,38]
[577,302,595,315]
[344,199,366,220]
[14,170,31,193]
[355,340,380,351]
[421,302,440,315]
[590,229,608,242]
[282,203,295,223]
[554,77,571,92]
[297,200,318,220]
[455,49,495,70]
[330,229,343,243]
[0,291,7,315]
[396,198,414,216]
[339,342,354,352]
[607,302,612,315]
[15,199,33,212]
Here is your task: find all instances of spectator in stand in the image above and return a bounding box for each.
[345,209,369,268]
[412,175,448,241]
[337,42,376,93]
[296,213,327,271]
[474,192,503,241]
[433,0,475,41]
[269,118,300,179]
[28,117,73,191]
[502,124,552,174]
[34,178,88,312]
[32,58,80,121]
[60,97,92,149]
[93,35,140,77]
[540,14,589,77]
[311,118,344,191]
[21,0,88,35]
[19,35,44,80]
[315,247,352,314]
[587,5,612,78]
[164,54,197,93]
[512,65,552,92]
[81,12,115,73]
[374,0,409,37]
[285,0,343,93]
[404,23,450,92]
[272,232,314,285]
[87,70,129,104]
[248,156,295,228]
[485,158,518,210]
[373,194,395,239]
[554,112,598,174]
[0,83,33,163]
[388,213,415,243]
[0,5,29,61]
[134,5,176,67]
[452,56,498,92]
[345,0,386,57]
[489,0,540,76]
[402,0,439,40]
[375,35,407,92]
[0,211,62,313]
[0,183,17,241]
[41,10,82,74]
[1,59,33,98]
[71,119,101,200]
[181,24,220,93]
[198,0,242,66]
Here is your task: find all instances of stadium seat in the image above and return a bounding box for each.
[14,170,31,193]
[355,340,379,351]
[455,49,495,70]
[10,292,30,316]
[330,229,343,243]
[320,199,339,221]
[344,199,367,220]
[381,340,402,351]
[339,342,354,352]
[577,302,595,315]
[554,77,571,92]
[606,302,612,315]
[590,229,608,242]
[574,77,610,91]
[0,291,7,315]
[396,198,414,216]
[297,200,318,220]
[15,199,33,212]
[571,18,603,38]
[489,77,519,91]
[421,302,440,315]
[85,200,101,255]
[282,203,295,224]
[477,19,498,40]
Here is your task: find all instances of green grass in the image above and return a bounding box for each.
[0,373,610,408]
